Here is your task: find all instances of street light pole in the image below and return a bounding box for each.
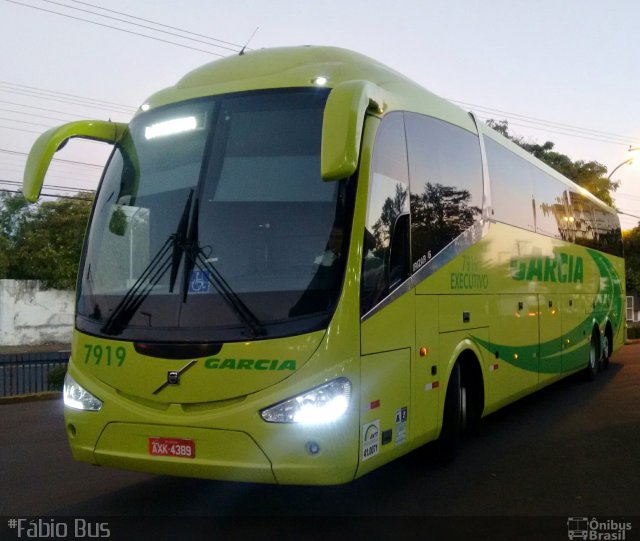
[608,159,634,181]
[608,146,639,181]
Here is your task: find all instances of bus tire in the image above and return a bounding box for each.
[437,362,466,462]
[584,330,599,381]
[601,330,611,370]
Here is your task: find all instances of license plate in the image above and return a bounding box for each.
[148,437,195,459]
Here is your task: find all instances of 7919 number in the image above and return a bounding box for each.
[83,344,126,366]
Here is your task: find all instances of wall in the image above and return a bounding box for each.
[0,280,74,345]
[627,293,640,323]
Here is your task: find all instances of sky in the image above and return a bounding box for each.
[1,0,639,228]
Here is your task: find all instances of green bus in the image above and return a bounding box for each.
[23,46,624,485]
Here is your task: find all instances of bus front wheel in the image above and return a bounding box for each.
[437,362,466,462]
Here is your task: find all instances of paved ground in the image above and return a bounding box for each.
[0,342,638,539]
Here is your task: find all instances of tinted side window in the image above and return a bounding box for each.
[485,136,622,257]
[485,138,535,231]
[406,113,483,271]
[361,113,410,315]
[568,190,597,249]
[594,208,623,257]
[570,191,623,257]
[533,169,569,239]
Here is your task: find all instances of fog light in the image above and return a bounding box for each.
[306,441,321,455]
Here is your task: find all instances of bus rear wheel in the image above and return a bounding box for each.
[584,330,599,381]
[601,331,611,370]
[437,363,466,462]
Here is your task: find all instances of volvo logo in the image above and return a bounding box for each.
[153,360,197,395]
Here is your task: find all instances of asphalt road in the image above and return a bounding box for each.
[1,343,639,538]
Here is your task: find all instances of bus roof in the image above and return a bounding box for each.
[140,45,476,133]
[140,45,616,215]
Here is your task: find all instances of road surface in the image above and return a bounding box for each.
[1,342,638,539]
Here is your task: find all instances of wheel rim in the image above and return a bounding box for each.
[460,385,467,430]
[589,337,597,370]
[602,335,610,361]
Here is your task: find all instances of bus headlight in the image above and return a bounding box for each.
[260,378,351,424]
[63,373,103,411]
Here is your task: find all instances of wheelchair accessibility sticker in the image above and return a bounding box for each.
[189,270,210,294]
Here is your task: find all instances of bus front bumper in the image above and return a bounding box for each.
[90,423,276,484]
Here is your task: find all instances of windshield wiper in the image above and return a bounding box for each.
[100,191,194,336]
[101,189,265,338]
[182,201,265,338]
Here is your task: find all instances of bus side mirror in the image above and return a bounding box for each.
[321,80,387,181]
[22,120,128,202]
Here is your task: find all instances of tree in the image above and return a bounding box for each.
[0,234,9,277]
[0,192,34,279]
[485,119,618,206]
[623,227,640,295]
[0,192,33,240]
[0,192,93,289]
[372,183,407,252]
[411,182,480,255]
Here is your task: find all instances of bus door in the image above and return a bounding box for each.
[357,113,413,474]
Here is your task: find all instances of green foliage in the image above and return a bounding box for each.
[47,366,67,391]
[0,191,33,239]
[485,119,618,206]
[623,227,640,295]
[0,234,9,276]
[108,205,128,236]
[0,191,93,289]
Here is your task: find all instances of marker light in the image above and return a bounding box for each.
[312,76,329,86]
[63,373,102,411]
[144,116,198,140]
[260,378,351,424]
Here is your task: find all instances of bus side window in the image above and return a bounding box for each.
[485,137,535,231]
[361,112,410,316]
[405,112,483,269]
[533,169,568,240]
[568,190,597,250]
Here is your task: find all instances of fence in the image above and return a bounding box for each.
[0,352,69,398]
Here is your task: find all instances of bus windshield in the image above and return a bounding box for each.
[77,89,354,342]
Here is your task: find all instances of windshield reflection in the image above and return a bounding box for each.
[77,89,354,342]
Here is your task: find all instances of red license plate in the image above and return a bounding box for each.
[148,437,195,459]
